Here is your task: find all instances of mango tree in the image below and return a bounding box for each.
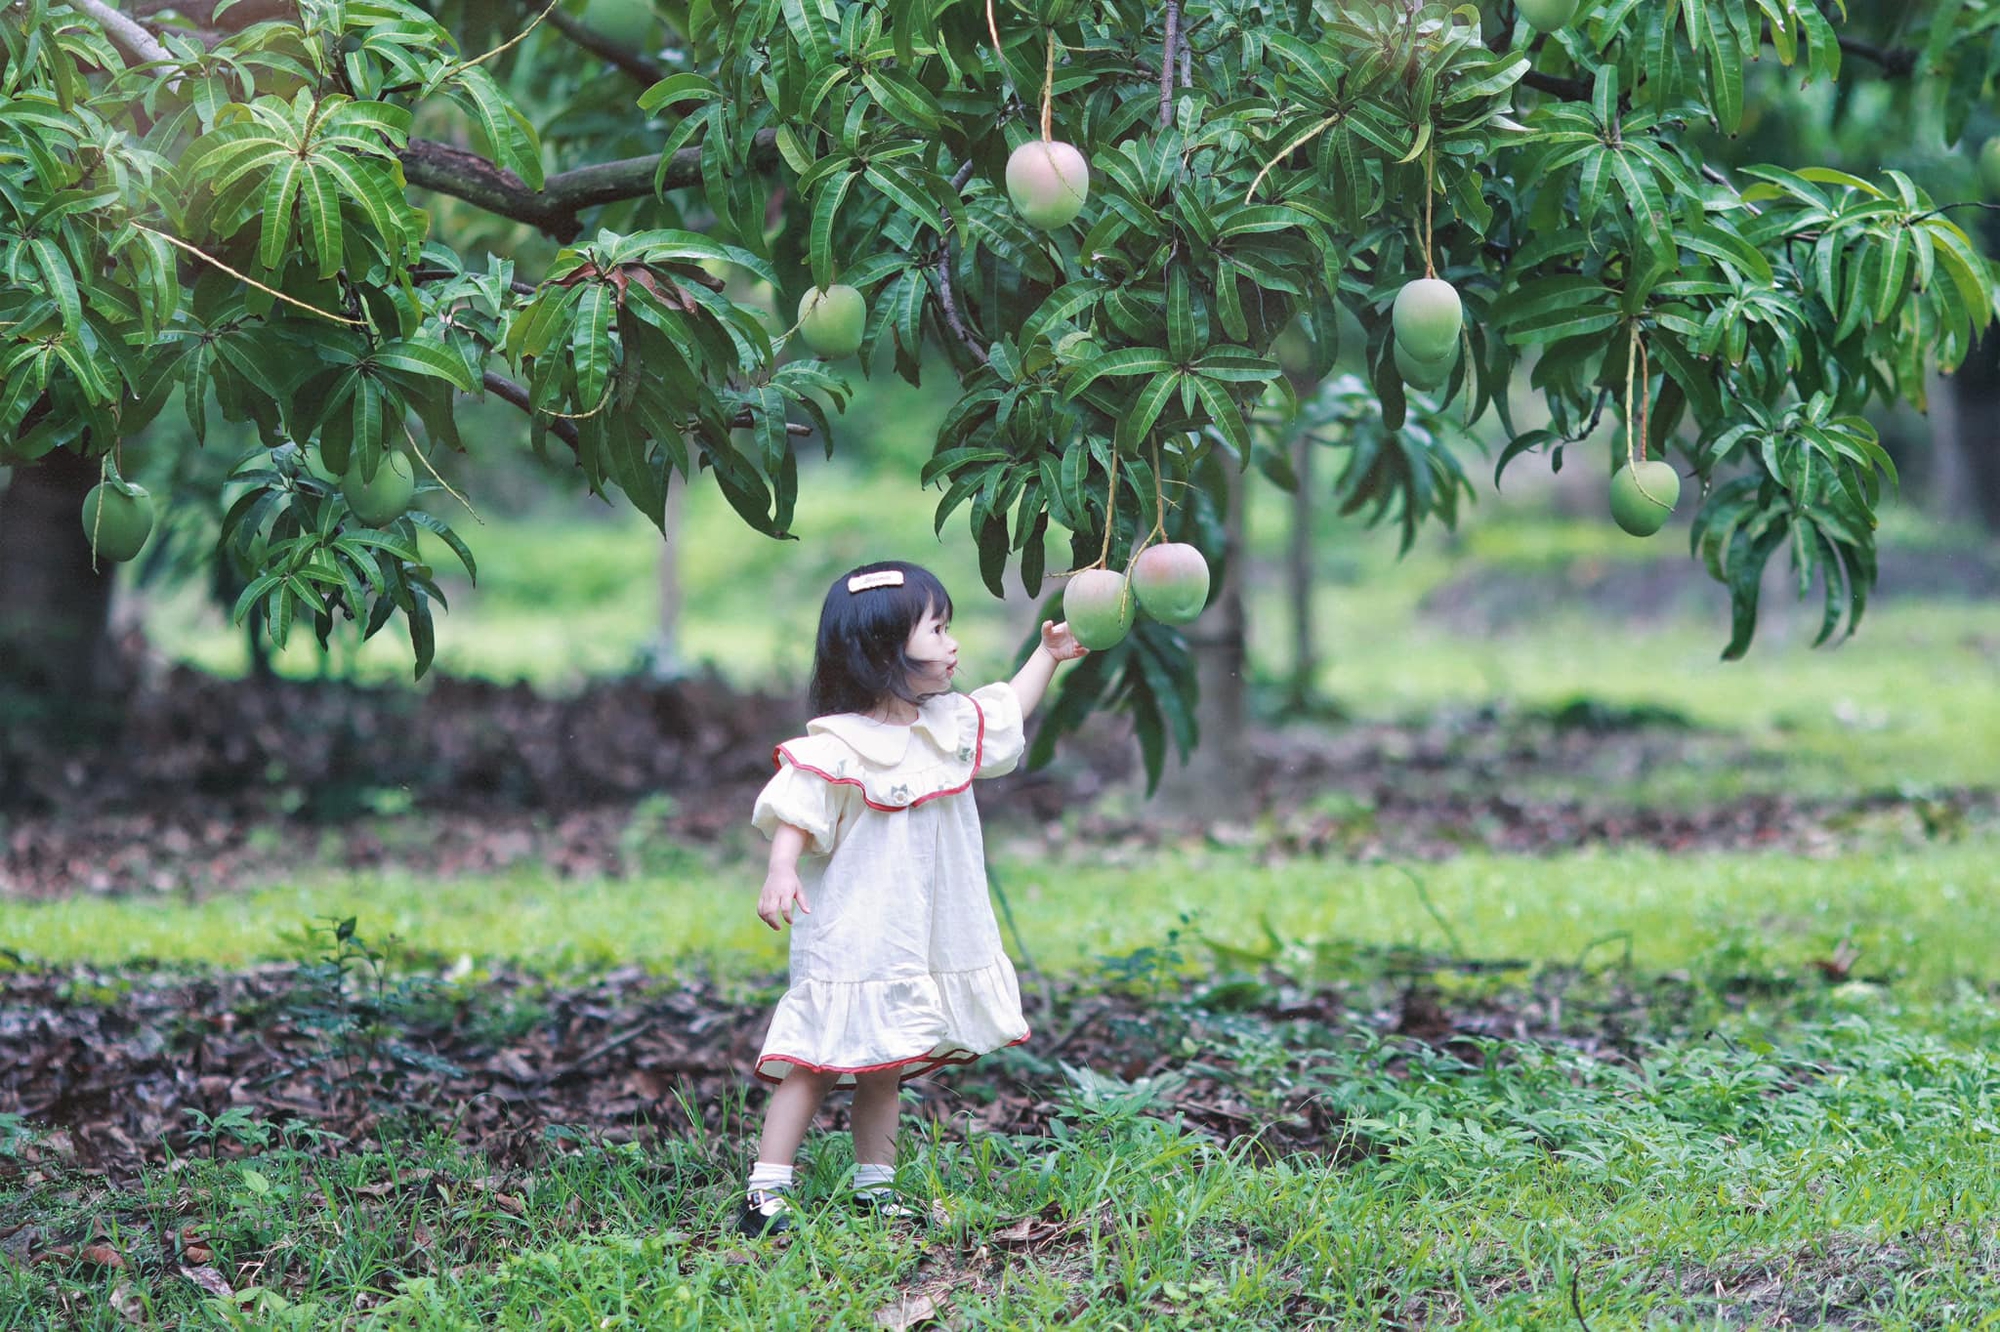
[2,0,1997,787]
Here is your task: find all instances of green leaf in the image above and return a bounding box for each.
[1609,151,1674,266]
[409,586,435,679]
[1166,267,1196,365]
[860,68,942,130]
[373,339,475,393]
[1190,376,1250,459]
[864,163,948,236]
[638,72,721,114]
[1705,18,1744,135]
[976,510,1009,598]
[782,0,838,70]
[1116,371,1181,452]
[571,284,615,413]
[809,167,858,293]
[1190,349,1280,383]
[27,238,80,335]
[1063,348,1177,399]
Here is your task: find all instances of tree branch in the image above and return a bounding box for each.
[399,130,779,241]
[1835,35,1918,77]
[69,0,184,91]
[932,248,988,364]
[482,372,811,456]
[412,266,539,296]
[132,0,663,90]
[127,0,296,25]
[1520,69,1593,101]
[1159,0,1180,130]
[927,162,989,364]
[536,4,668,86]
[484,372,579,452]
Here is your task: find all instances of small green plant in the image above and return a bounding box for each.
[277,916,460,1113]
[0,1111,38,1160]
[1093,916,1194,1001]
[182,1106,273,1160]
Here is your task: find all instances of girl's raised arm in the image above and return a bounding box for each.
[1009,620,1087,717]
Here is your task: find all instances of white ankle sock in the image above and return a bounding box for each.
[747,1162,795,1193]
[854,1163,895,1195]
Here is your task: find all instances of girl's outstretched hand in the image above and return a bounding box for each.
[1040,620,1089,662]
[757,867,811,931]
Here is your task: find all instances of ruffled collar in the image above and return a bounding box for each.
[805,693,963,767]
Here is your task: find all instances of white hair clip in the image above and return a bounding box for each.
[847,570,905,592]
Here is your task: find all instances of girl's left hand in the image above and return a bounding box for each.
[1040,620,1089,662]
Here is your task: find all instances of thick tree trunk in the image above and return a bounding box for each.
[0,450,125,763]
[1152,470,1252,822]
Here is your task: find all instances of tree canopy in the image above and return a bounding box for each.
[3,0,1997,783]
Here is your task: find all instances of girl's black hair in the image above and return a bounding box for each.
[808,560,955,717]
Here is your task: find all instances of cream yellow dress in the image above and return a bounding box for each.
[749,681,1031,1085]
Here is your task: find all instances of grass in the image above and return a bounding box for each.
[6,990,1998,1328]
[9,794,1997,1327]
[5,832,1997,1019]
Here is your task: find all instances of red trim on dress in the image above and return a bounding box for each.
[771,697,988,812]
[753,1030,1031,1085]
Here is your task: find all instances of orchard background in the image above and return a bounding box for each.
[4,0,2000,1326]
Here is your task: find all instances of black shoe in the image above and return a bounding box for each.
[735,1187,794,1237]
[854,1190,948,1227]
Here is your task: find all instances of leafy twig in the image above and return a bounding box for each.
[132,223,368,326]
[450,0,566,75]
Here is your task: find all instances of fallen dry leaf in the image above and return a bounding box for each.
[79,1243,126,1270]
[180,1264,234,1299]
[108,1281,147,1324]
[873,1291,944,1330]
[465,1175,529,1214]
[989,1209,1071,1250]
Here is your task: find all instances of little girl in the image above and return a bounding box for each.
[737,559,1087,1235]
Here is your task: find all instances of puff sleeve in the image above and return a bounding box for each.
[751,756,842,856]
[967,681,1027,779]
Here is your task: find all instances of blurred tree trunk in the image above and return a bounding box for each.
[1152,470,1252,822]
[1933,327,2000,529]
[1285,416,1317,712]
[0,452,124,792]
[0,449,122,744]
[650,479,686,679]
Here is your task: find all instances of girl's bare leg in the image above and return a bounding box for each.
[849,1068,903,1167]
[756,1068,838,1165]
